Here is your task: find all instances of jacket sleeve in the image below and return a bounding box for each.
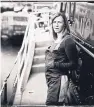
[54,38,78,70]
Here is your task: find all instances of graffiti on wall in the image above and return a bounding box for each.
[73,3,94,46]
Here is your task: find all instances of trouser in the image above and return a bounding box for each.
[64,80,81,105]
[45,71,61,105]
[45,70,69,105]
[45,70,81,105]
[58,77,81,105]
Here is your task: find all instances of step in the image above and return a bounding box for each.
[35,31,52,42]
[31,63,45,73]
[18,72,47,105]
[34,47,48,56]
[33,55,45,65]
[35,40,52,48]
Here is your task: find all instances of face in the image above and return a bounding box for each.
[52,16,64,33]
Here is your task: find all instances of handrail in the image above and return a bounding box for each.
[0,57,18,96]
[0,14,30,105]
[1,14,30,90]
[13,14,36,105]
[71,33,94,59]
[13,14,35,89]
[11,16,31,89]
[70,29,94,49]
[1,11,49,104]
[1,11,52,105]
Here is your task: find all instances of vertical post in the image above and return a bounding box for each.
[64,2,67,13]
[60,2,63,12]
[4,82,7,105]
[72,2,76,21]
[69,2,71,21]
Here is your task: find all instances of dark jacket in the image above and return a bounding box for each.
[45,34,78,74]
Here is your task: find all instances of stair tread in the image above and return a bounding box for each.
[34,55,45,58]
[35,46,48,50]
[32,63,45,67]
[35,40,52,42]
[35,40,53,48]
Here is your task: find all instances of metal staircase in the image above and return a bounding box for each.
[13,29,53,105]
[32,41,50,73]
[16,39,52,105]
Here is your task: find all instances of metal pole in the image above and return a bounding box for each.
[4,82,7,105]
[73,2,76,21]
[69,2,71,21]
[60,2,63,12]
[64,2,67,13]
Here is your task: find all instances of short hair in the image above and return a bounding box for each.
[51,12,70,39]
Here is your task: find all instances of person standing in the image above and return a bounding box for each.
[45,12,81,105]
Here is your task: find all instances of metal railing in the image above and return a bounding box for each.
[1,11,51,105]
[70,31,94,59]
[12,14,36,105]
[0,14,32,105]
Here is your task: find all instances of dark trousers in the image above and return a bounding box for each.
[45,70,61,105]
[64,80,81,105]
[45,70,81,105]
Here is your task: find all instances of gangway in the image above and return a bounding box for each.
[1,2,94,106]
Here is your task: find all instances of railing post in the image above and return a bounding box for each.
[4,82,7,105]
[69,2,71,21]
[60,2,63,12]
